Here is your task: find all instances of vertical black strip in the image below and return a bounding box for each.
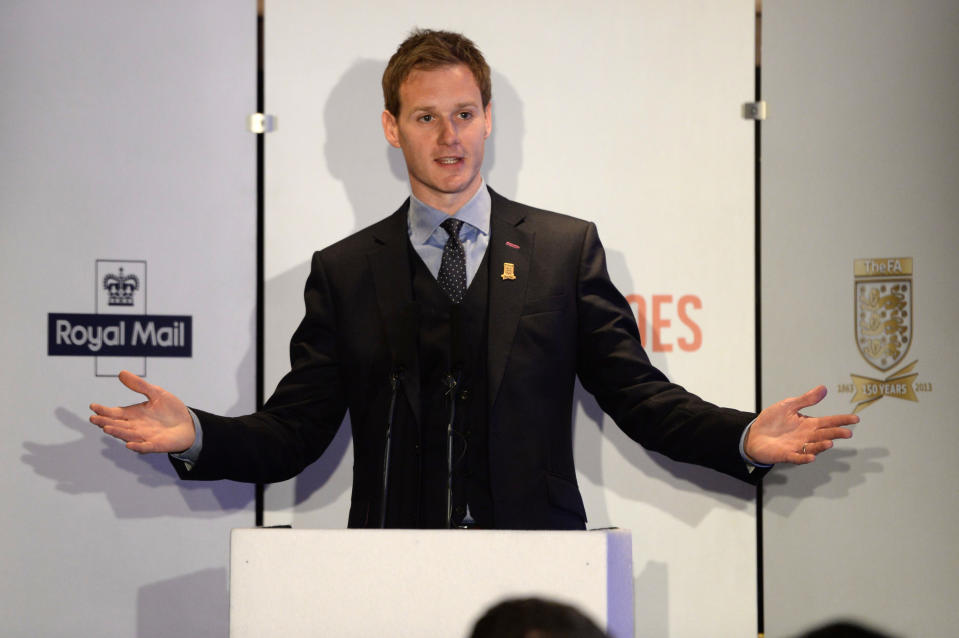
[754,56,765,638]
[254,3,265,528]
[143,260,149,378]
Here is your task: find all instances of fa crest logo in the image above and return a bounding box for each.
[855,258,911,371]
[839,258,932,413]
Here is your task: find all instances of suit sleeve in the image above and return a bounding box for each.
[574,222,766,483]
[170,251,347,483]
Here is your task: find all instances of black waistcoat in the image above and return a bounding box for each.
[384,246,493,528]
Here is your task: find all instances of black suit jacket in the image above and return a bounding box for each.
[174,188,763,528]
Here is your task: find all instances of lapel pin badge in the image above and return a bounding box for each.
[501,263,517,280]
[505,241,520,249]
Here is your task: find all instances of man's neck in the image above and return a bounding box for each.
[410,177,484,216]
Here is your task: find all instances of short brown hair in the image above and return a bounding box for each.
[382,28,491,116]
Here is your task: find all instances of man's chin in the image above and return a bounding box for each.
[418,175,481,198]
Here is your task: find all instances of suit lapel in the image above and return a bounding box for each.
[487,190,532,410]
[367,202,422,426]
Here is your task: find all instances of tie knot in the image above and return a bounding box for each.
[441,218,463,240]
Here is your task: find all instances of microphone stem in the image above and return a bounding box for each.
[445,371,459,529]
[379,370,401,528]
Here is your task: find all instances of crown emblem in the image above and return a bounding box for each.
[103,267,140,306]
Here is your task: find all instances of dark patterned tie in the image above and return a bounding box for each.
[438,218,467,304]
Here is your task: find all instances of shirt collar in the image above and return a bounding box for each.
[408,179,491,245]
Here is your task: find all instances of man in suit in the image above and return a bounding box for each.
[89,29,857,529]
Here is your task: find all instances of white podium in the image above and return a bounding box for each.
[230,528,633,638]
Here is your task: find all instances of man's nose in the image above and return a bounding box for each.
[437,117,458,145]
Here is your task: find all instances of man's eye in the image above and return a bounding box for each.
[420,114,434,122]
[458,112,472,120]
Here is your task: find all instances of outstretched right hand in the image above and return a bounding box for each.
[89,370,195,454]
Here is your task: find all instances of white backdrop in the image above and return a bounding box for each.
[0,2,256,636]
[761,1,959,636]
[262,2,758,637]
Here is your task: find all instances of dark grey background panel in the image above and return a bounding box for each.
[761,1,959,636]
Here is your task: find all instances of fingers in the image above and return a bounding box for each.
[793,422,853,456]
[804,439,834,455]
[89,413,124,429]
[90,412,146,441]
[90,411,145,431]
[89,403,127,418]
[784,441,831,465]
[118,370,157,400]
[813,413,860,429]
[98,421,164,454]
[812,425,854,441]
[785,451,816,465]
[790,385,828,410]
[101,423,146,444]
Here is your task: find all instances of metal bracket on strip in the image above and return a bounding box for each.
[248,113,277,133]
[742,101,767,120]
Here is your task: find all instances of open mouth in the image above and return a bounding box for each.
[435,157,462,165]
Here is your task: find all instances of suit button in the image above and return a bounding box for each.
[459,389,470,401]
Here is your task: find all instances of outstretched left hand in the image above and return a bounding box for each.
[745,385,858,465]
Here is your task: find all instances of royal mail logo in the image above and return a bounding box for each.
[103,266,140,306]
[47,314,191,356]
[47,260,192,372]
[838,257,932,412]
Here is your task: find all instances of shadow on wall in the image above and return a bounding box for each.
[20,309,258,517]
[483,70,524,200]
[20,408,253,517]
[763,447,887,517]
[574,382,756,530]
[323,58,408,231]
[137,567,228,638]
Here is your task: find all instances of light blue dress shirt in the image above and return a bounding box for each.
[407,180,491,286]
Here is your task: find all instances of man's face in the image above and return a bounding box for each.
[382,64,492,212]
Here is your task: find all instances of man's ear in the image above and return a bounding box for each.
[484,101,492,139]
[382,110,401,148]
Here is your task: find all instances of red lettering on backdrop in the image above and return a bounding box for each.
[626,293,703,353]
[652,295,673,352]
[677,295,702,351]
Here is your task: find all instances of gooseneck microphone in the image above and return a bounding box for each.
[444,370,459,528]
[445,305,464,529]
[379,369,403,529]
[379,303,418,529]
